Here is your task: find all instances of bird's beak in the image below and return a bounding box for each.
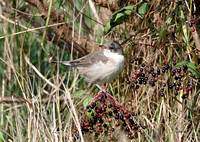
[99,45,107,49]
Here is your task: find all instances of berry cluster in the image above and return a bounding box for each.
[73,92,145,141]
[127,42,196,99]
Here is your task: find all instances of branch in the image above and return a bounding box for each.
[25,0,100,55]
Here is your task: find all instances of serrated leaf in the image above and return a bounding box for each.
[139,2,149,17]
[83,97,93,109]
[72,90,85,98]
[176,61,200,78]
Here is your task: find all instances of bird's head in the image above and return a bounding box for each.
[100,40,123,55]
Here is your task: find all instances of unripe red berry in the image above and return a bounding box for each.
[187,87,192,91]
[191,28,195,32]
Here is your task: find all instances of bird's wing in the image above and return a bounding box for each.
[70,50,109,67]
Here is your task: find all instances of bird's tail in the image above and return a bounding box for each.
[50,61,71,66]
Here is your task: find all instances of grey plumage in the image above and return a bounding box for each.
[51,40,124,85]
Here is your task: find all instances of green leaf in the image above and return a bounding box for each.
[72,90,85,98]
[104,1,142,35]
[83,97,93,109]
[139,2,149,17]
[176,61,200,78]
[113,13,126,24]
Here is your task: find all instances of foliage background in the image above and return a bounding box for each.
[0,0,200,141]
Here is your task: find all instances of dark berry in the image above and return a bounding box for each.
[163,83,166,87]
[134,80,138,84]
[86,105,90,109]
[175,76,179,80]
[136,85,140,89]
[143,81,147,84]
[168,1,171,5]
[103,124,107,128]
[126,127,130,132]
[141,73,145,77]
[127,81,130,84]
[175,91,178,96]
[108,103,112,108]
[161,93,165,97]
[108,111,112,116]
[135,58,138,61]
[169,66,172,70]
[115,114,119,119]
[120,115,124,120]
[189,23,192,27]
[177,68,181,73]
[169,85,173,89]
[113,108,118,113]
[131,42,135,46]
[132,112,135,116]
[175,87,179,91]
[181,95,186,99]
[157,69,160,73]
[178,1,182,5]
[150,81,155,87]
[177,82,181,86]
[88,109,91,112]
[172,12,176,16]
[183,65,188,70]
[130,60,134,63]
[173,70,176,74]
[123,123,127,127]
[188,82,192,86]
[162,69,165,73]
[173,62,176,66]
[172,83,176,86]
[150,67,154,72]
[131,84,134,87]
[165,64,169,70]
[144,77,148,81]
[141,63,145,67]
[152,73,156,77]
[140,68,143,72]
[178,75,182,79]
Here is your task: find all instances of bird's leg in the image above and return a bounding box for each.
[96,84,107,94]
[104,84,106,90]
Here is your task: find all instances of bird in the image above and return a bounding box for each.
[51,40,124,92]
